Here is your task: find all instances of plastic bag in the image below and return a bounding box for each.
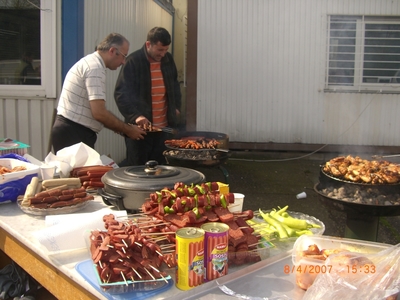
[0,153,29,162]
[302,243,400,300]
[0,154,34,203]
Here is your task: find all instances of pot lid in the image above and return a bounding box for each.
[102,160,205,190]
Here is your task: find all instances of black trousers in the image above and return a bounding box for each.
[51,115,97,153]
[123,131,170,166]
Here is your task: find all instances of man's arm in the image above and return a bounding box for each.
[89,100,146,140]
[114,58,142,123]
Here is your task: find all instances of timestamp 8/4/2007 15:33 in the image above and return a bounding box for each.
[283,264,376,274]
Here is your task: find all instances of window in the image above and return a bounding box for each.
[153,0,175,15]
[0,0,56,98]
[326,15,400,93]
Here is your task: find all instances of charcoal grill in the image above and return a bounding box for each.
[163,131,230,183]
[314,167,400,241]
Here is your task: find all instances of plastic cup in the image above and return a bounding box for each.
[40,165,55,180]
[228,193,245,213]
[296,192,307,199]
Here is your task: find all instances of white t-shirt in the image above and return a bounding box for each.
[57,52,106,133]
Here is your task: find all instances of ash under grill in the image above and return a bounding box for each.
[164,149,221,161]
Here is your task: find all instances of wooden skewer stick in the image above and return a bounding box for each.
[161,249,176,253]
[160,244,175,249]
[144,267,156,280]
[249,247,271,252]
[141,231,175,235]
[120,271,128,286]
[149,265,169,283]
[131,267,142,279]
[125,212,149,217]
[138,222,171,229]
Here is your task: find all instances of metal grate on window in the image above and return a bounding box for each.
[326,15,400,92]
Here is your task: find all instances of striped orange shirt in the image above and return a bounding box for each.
[150,62,167,127]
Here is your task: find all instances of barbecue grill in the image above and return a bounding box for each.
[163,131,230,183]
[314,167,400,241]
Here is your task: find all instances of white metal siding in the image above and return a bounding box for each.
[197,0,400,146]
[84,0,173,164]
[0,97,56,160]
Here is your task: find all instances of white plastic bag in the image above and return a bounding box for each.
[302,243,400,300]
[44,142,102,177]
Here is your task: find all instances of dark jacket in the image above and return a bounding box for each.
[114,44,181,127]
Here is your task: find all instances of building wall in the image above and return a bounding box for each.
[195,0,400,147]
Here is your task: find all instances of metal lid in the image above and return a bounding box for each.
[101,160,205,191]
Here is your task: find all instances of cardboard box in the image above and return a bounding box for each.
[0,158,39,203]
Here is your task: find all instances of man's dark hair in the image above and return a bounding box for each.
[147,27,171,46]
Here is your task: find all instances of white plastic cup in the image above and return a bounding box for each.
[229,193,245,213]
[40,164,55,180]
[296,192,307,199]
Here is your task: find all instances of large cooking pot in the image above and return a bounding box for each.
[99,160,205,212]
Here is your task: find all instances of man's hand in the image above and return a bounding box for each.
[135,116,150,127]
[89,100,146,139]
[126,124,146,140]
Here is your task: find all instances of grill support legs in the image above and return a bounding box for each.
[344,214,379,242]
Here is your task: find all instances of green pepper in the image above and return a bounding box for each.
[188,187,195,196]
[194,194,198,207]
[156,191,162,202]
[164,206,175,214]
[192,207,200,218]
[206,195,211,205]
[259,209,288,239]
[196,185,206,194]
[220,194,227,208]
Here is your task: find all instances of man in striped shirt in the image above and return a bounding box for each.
[114,27,181,166]
[51,33,146,153]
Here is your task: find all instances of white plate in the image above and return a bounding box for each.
[17,198,91,216]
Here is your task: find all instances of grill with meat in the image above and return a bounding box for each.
[322,155,400,184]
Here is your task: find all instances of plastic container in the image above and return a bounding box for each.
[0,158,39,203]
[228,193,244,213]
[84,229,172,294]
[291,235,390,290]
[40,164,55,180]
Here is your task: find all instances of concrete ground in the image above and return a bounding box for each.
[183,150,400,246]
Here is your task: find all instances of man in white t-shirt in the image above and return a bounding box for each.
[51,33,146,153]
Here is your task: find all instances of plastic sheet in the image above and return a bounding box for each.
[302,243,400,300]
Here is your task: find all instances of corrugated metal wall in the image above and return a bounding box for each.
[84,0,173,164]
[0,97,56,159]
[196,0,400,146]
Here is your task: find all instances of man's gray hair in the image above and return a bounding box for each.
[96,33,129,51]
